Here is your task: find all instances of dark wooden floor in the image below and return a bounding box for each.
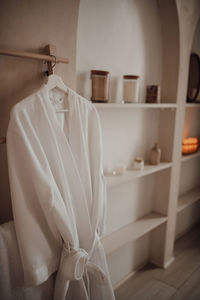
[115,223,200,300]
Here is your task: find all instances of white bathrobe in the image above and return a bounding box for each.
[6,83,115,300]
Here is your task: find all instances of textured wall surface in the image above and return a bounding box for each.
[0,0,80,223]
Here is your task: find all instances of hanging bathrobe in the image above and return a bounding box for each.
[6,82,115,300]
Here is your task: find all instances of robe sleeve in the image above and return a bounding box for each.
[88,106,107,237]
[6,113,62,286]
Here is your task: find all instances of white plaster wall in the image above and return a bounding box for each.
[0,0,80,224]
[76,0,163,103]
[76,0,199,285]
[76,0,165,285]
[183,108,200,139]
[192,19,200,55]
[98,108,162,171]
[106,176,155,236]
[176,202,200,238]
[107,235,150,286]
[175,17,200,240]
[97,109,168,285]
[179,159,200,196]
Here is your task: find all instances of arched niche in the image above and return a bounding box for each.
[76,0,179,104]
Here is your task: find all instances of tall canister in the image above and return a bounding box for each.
[91,70,110,102]
[123,75,139,103]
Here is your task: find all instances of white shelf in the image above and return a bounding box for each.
[105,162,172,188]
[95,103,177,109]
[101,212,167,256]
[181,150,200,162]
[177,187,200,213]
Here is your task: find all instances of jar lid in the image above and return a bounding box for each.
[123,75,139,80]
[91,70,110,76]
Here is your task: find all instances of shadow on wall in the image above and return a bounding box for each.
[134,0,163,95]
[0,53,45,128]
[0,54,46,225]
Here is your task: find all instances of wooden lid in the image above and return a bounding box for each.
[123,75,139,80]
[91,70,109,76]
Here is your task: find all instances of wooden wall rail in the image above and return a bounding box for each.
[0,48,69,64]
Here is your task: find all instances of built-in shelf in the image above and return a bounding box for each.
[177,187,200,213]
[95,103,177,109]
[181,150,200,162]
[101,212,167,256]
[185,103,200,108]
[105,162,172,188]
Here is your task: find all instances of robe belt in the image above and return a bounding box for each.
[60,233,108,286]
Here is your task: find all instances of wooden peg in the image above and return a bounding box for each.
[0,137,6,144]
[45,44,57,75]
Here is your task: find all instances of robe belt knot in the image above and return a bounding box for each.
[60,241,108,285]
